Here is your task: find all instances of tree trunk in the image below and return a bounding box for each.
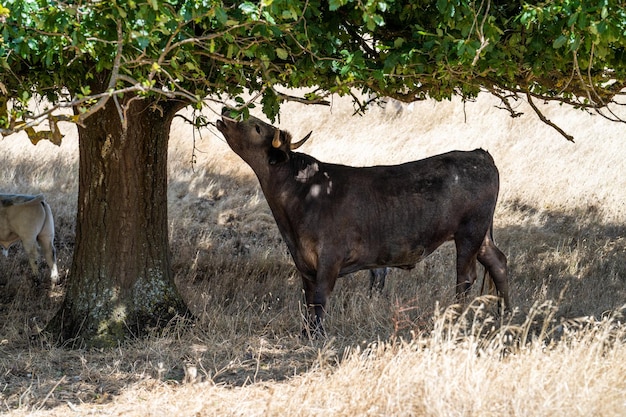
[48,96,188,347]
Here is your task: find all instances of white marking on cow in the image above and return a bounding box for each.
[295,162,319,183]
[322,172,333,194]
[309,184,322,198]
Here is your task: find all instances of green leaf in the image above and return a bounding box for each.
[275,47,288,60]
[595,21,608,35]
[436,0,448,13]
[329,0,344,12]
[261,89,280,122]
[215,7,228,25]
[281,9,296,20]
[553,35,568,49]
[601,6,608,20]
[239,2,258,18]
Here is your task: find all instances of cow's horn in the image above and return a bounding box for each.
[290,131,312,150]
[272,129,282,148]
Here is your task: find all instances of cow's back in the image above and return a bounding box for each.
[1,194,45,207]
[307,149,499,234]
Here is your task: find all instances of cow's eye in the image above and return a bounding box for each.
[255,125,261,134]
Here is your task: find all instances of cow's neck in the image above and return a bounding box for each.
[251,153,317,259]
[257,152,321,213]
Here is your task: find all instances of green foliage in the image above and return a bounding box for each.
[0,0,624,134]
[517,1,626,94]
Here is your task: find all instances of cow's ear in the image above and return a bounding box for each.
[268,148,289,165]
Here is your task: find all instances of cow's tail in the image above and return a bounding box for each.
[41,200,55,238]
[39,199,59,284]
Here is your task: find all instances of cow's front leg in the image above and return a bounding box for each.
[300,265,339,339]
[301,275,327,339]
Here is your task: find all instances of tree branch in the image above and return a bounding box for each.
[526,92,575,143]
[77,20,125,125]
[483,86,523,118]
[274,90,331,106]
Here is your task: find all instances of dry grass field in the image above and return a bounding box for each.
[1,93,625,416]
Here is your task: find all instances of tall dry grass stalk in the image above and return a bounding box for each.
[1,92,625,416]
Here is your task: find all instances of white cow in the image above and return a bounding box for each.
[0,194,59,285]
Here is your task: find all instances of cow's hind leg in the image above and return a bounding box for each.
[454,244,479,306]
[477,231,510,309]
[368,267,388,296]
[37,235,59,285]
[454,222,489,306]
[22,239,42,285]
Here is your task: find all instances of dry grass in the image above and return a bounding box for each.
[1,93,625,416]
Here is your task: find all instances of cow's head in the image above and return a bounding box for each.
[216,108,312,166]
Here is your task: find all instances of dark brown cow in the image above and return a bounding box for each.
[216,109,509,336]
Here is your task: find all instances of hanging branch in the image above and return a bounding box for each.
[485,86,524,118]
[526,92,575,142]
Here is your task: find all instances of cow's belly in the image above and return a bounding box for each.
[0,231,20,250]
[384,244,429,267]
[336,238,431,275]
[291,206,454,277]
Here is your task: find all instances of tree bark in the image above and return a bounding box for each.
[48,95,188,347]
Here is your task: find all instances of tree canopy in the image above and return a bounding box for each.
[1,0,625,141]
